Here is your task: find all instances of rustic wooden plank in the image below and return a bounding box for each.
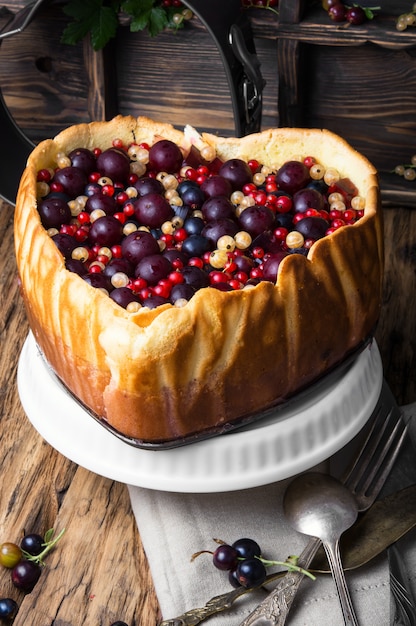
[375,205,416,406]
[301,43,416,174]
[82,39,118,122]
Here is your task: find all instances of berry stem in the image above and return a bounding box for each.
[22,528,66,566]
[257,556,316,581]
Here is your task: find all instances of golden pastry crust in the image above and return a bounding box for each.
[14,116,383,443]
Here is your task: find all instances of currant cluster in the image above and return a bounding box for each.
[193,537,315,591]
[323,1,379,25]
[394,155,416,181]
[396,5,416,31]
[193,538,266,589]
[0,529,65,619]
[160,0,193,27]
[36,131,365,313]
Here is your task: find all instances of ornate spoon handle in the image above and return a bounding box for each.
[238,538,321,626]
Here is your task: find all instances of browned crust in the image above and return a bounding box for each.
[14,116,383,442]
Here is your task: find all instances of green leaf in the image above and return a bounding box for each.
[90,6,120,50]
[147,5,169,37]
[61,19,91,45]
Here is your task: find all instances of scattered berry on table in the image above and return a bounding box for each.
[0,598,18,621]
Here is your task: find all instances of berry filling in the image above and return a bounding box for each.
[35,135,365,311]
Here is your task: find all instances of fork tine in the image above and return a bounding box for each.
[342,400,408,510]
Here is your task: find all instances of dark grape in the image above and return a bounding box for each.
[96,148,130,183]
[181,266,210,289]
[210,282,234,291]
[212,544,239,571]
[133,193,174,228]
[83,273,112,292]
[135,254,172,285]
[88,216,123,247]
[201,218,239,247]
[142,295,170,309]
[65,258,88,276]
[295,216,328,240]
[163,248,189,265]
[85,193,117,216]
[133,176,164,196]
[233,255,254,274]
[293,188,325,214]
[275,161,311,194]
[38,197,71,229]
[109,622,128,626]
[121,231,160,266]
[262,252,289,282]
[103,258,133,279]
[200,175,233,198]
[238,205,274,237]
[109,288,141,309]
[20,534,44,557]
[52,166,88,197]
[0,598,18,620]
[201,196,235,221]
[52,233,78,259]
[236,558,267,588]
[11,560,41,591]
[68,147,96,174]
[148,139,183,174]
[219,158,253,190]
[170,283,195,303]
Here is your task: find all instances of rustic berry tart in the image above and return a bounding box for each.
[14,115,383,446]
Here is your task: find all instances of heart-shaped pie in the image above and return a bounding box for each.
[14,116,383,446]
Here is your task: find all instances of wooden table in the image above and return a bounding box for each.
[0,201,160,625]
[1,195,416,625]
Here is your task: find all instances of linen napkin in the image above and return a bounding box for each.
[128,403,416,625]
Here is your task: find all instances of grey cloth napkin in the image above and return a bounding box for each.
[128,403,416,625]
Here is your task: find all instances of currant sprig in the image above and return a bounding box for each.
[21,528,66,566]
[192,537,316,590]
[393,156,416,181]
[396,3,416,31]
[323,1,380,25]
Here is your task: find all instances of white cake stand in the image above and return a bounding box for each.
[17,332,383,493]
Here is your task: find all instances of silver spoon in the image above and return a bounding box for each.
[283,472,359,626]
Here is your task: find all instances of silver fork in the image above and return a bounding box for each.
[238,381,408,626]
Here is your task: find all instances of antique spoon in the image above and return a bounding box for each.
[283,472,359,626]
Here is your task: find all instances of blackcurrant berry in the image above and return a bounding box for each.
[110,622,128,626]
[20,533,44,556]
[236,558,267,588]
[0,598,18,620]
[212,544,239,571]
[232,538,262,559]
[11,560,42,592]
